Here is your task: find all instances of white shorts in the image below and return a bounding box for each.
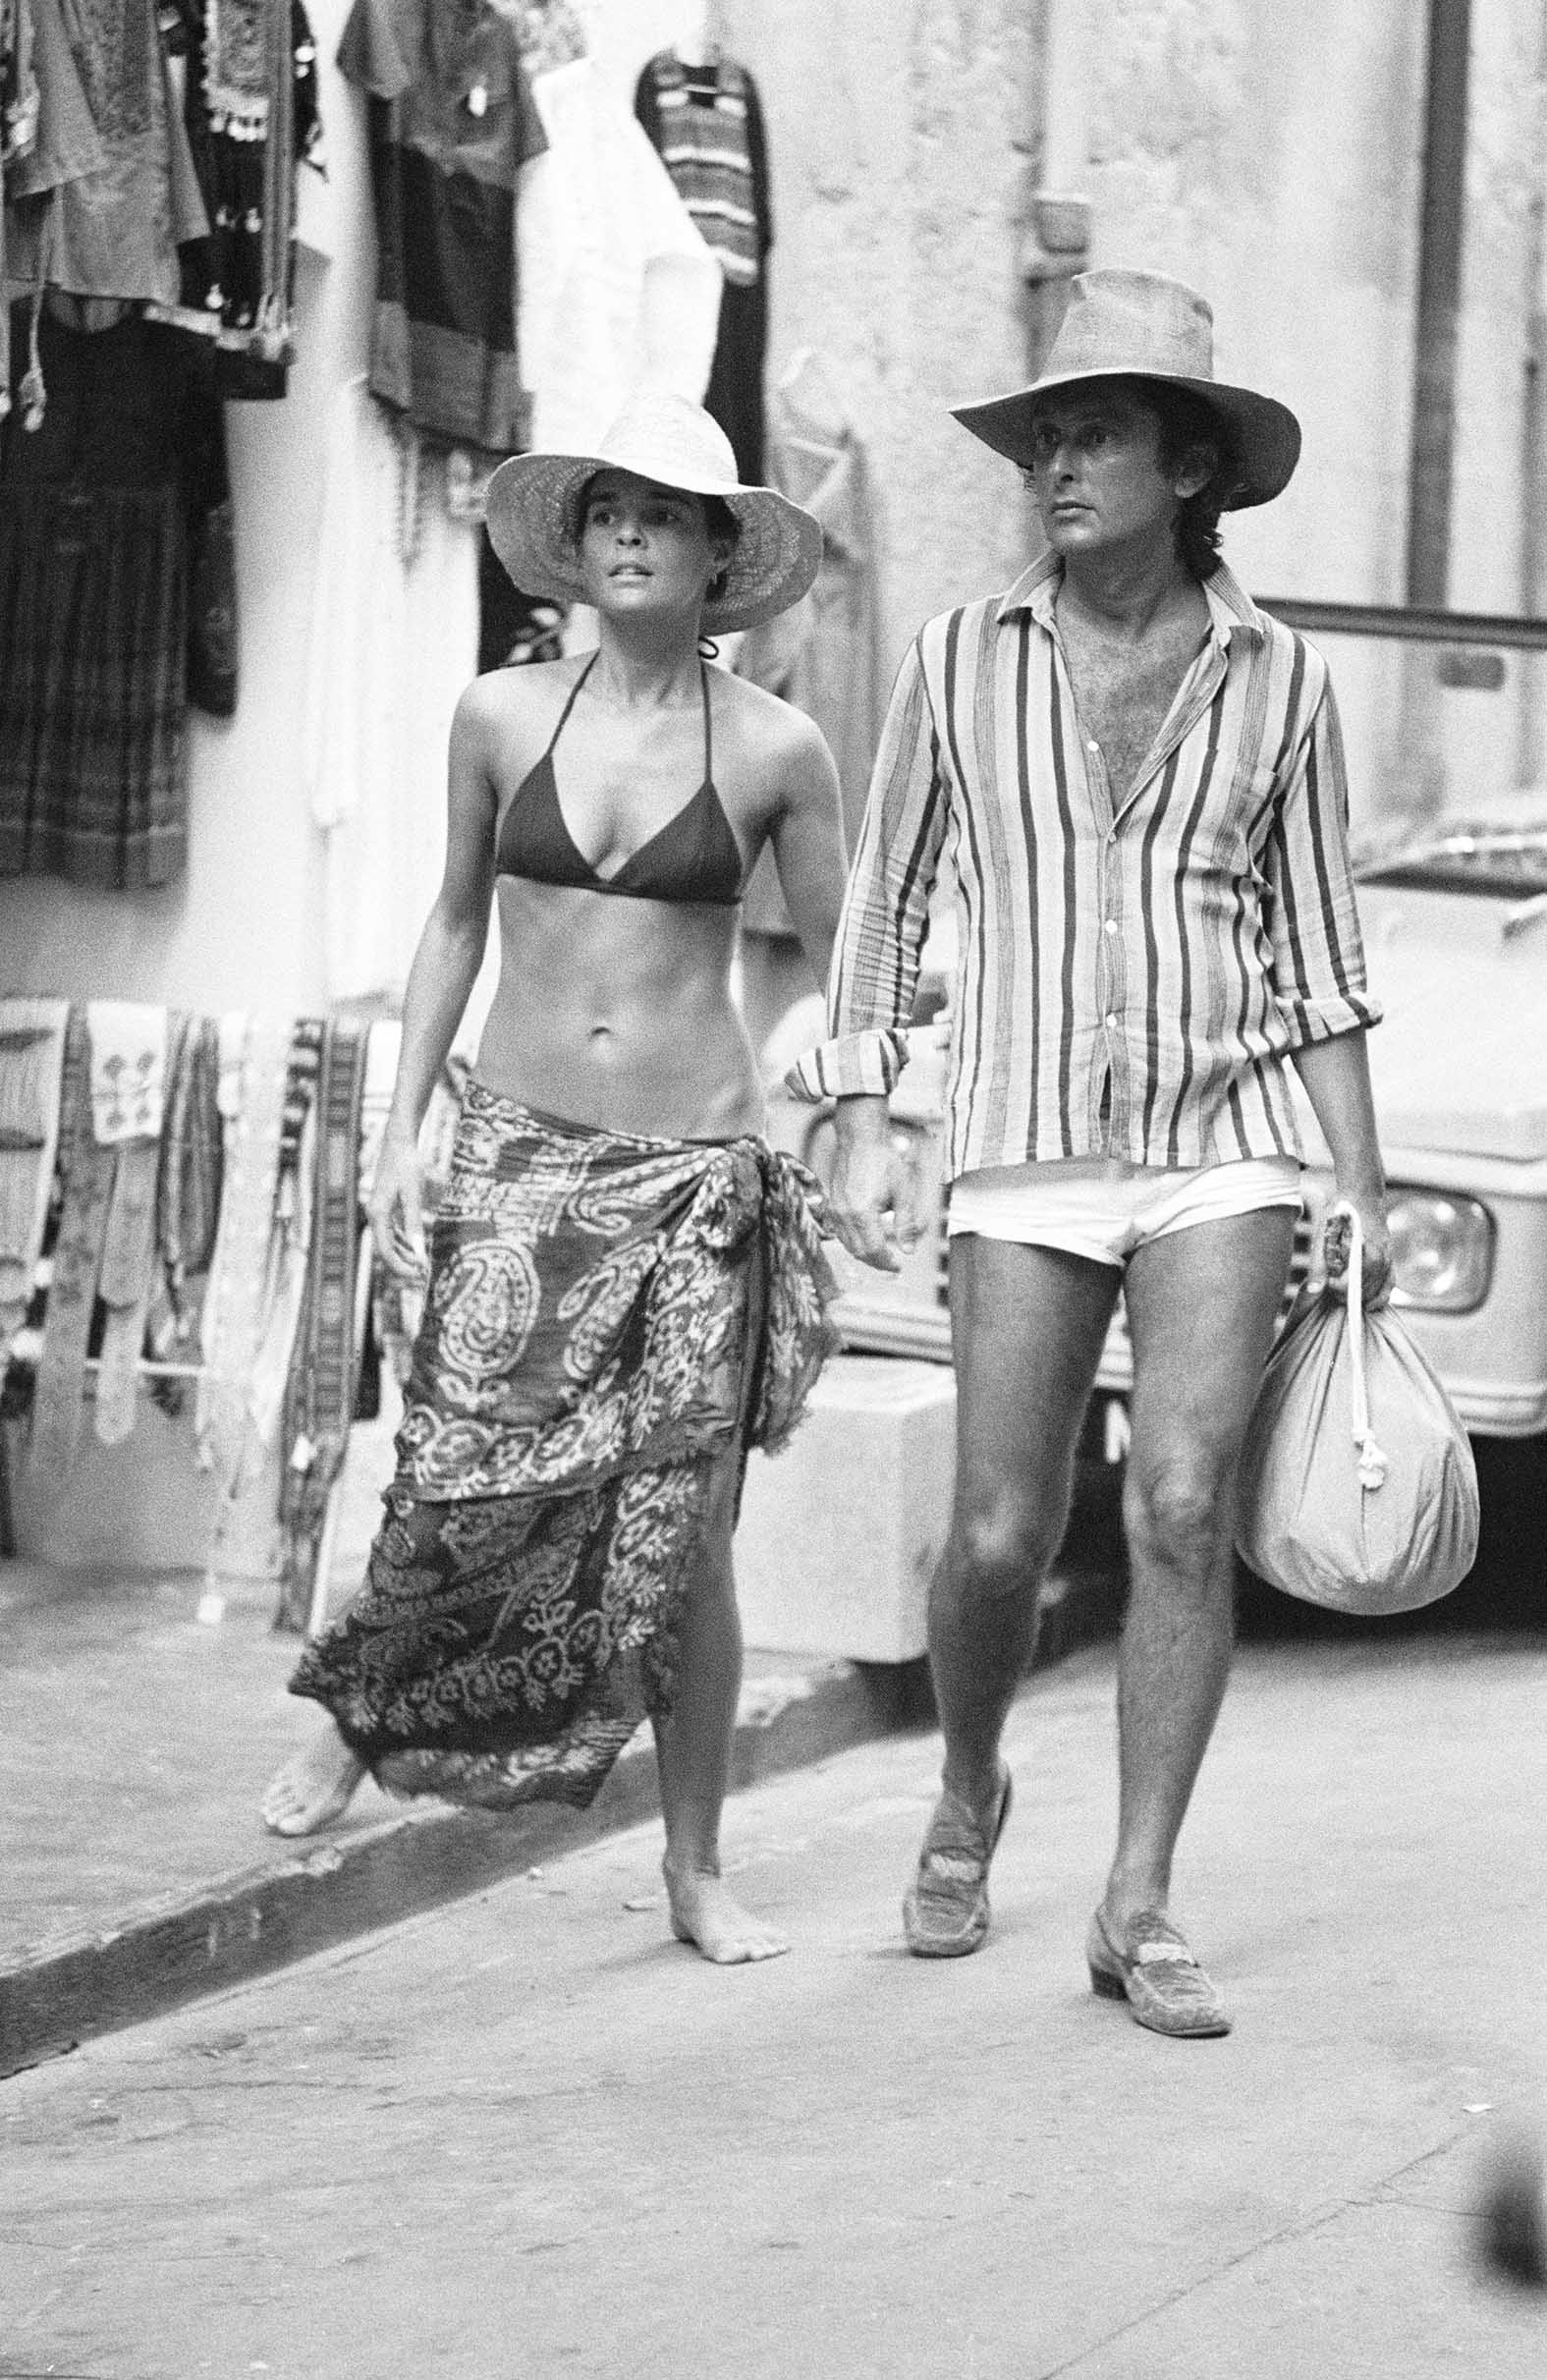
[946,1156,1302,1269]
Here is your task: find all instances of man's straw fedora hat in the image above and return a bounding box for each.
[485,392,823,634]
[953,266,1301,509]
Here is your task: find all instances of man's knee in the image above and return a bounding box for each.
[947,1493,1064,1606]
[1124,1455,1233,1577]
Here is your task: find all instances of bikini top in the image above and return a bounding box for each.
[495,655,746,906]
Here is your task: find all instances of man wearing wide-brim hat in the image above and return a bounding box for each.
[792,267,1392,2035]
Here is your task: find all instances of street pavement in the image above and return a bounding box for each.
[3,1632,1545,2379]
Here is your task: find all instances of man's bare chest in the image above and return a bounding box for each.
[1059,612,1209,803]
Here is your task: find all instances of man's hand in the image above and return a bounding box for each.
[824,1094,928,1273]
[367,1126,430,1284]
[1321,1190,1392,1309]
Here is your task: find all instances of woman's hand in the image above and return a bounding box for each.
[368,1125,430,1284]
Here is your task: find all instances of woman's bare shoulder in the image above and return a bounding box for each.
[459,655,584,731]
[708,665,830,765]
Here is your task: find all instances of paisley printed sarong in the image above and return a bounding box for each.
[289,1083,838,1809]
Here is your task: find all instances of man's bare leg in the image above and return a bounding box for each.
[655,1452,788,1965]
[1102,1204,1298,1932]
[260,1710,366,1837]
[929,1236,1121,1814]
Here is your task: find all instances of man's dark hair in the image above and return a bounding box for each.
[1140,382,1242,580]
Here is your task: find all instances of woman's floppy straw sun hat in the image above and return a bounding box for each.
[952,266,1301,509]
[485,392,823,634]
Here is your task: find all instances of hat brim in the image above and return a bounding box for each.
[484,451,824,634]
[951,369,1301,509]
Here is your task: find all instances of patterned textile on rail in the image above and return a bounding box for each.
[288,1083,838,1810]
[276,1014,370,1630]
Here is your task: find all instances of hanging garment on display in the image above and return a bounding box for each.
[276,1013,369,1631]
[194,1010,293,1487]
[508,0,582,77]
[2,0,41,168]
[304,374,479,1004]
[0,301,232,887]
[242,1020,319,1467]
[635,47,771,482]
[142,1007,222,1385]
[337,0,547,456]
[154,1010,222,1329]
[4,0,209,316]
[475,523,563,673]
[153,0,323,397]
[83,999,167,1444]
[737,359,886,926]
[93,1133,159,1443]
[85,999,167,1143]
[0,995,67,1358]
[0,0,42,415]
[516,49,719,452]
[27,1005,115,1486]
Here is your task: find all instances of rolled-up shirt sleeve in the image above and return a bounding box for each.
[786,638,950,1101]
[1263,673,1383,1047]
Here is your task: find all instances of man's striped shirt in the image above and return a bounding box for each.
[789,556,1381,1180]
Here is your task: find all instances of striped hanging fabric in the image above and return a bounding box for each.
[642,53,760,288]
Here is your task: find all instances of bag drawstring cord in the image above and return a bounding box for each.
[1334,1198,1388,1492]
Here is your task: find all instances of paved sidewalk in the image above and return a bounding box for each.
[0,1532,1122,2079]
[4,1634,1546,2378]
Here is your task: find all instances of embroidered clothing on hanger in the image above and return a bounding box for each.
[338,0,547,455]
[152,0,323,396]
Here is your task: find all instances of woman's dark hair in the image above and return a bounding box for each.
[701,495,741,600]
[1139,382,1242,580]
[570,474,743,597]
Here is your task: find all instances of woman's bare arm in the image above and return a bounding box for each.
[763,708,848,994]
[370,682,500,1274]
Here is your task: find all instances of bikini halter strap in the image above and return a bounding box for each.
[543,650,599,758]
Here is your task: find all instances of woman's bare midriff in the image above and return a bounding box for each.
[473,877,765,1142]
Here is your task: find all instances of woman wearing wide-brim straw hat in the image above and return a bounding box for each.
[262,393,847,1965]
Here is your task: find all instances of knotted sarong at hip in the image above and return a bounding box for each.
[289,1084,838,1809]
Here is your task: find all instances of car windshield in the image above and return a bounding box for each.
[1355,818,1547,895]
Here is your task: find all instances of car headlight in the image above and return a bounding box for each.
[1386,1190,1494,1312]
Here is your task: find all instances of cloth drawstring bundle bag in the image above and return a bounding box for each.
[1235,1203,1480,1615]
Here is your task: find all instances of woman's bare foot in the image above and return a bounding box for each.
[260,1726,366,1838]
[662,1860,789,1965]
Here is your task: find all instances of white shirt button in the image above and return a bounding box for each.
[1105,1013,1118,1029]
[1087,740,1100,753]
[1104,918,1118,935]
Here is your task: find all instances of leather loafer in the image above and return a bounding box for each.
[1086,1906,1232,2037]
[903,1766,1014,1959]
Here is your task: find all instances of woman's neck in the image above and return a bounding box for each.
[585,625,705,709]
